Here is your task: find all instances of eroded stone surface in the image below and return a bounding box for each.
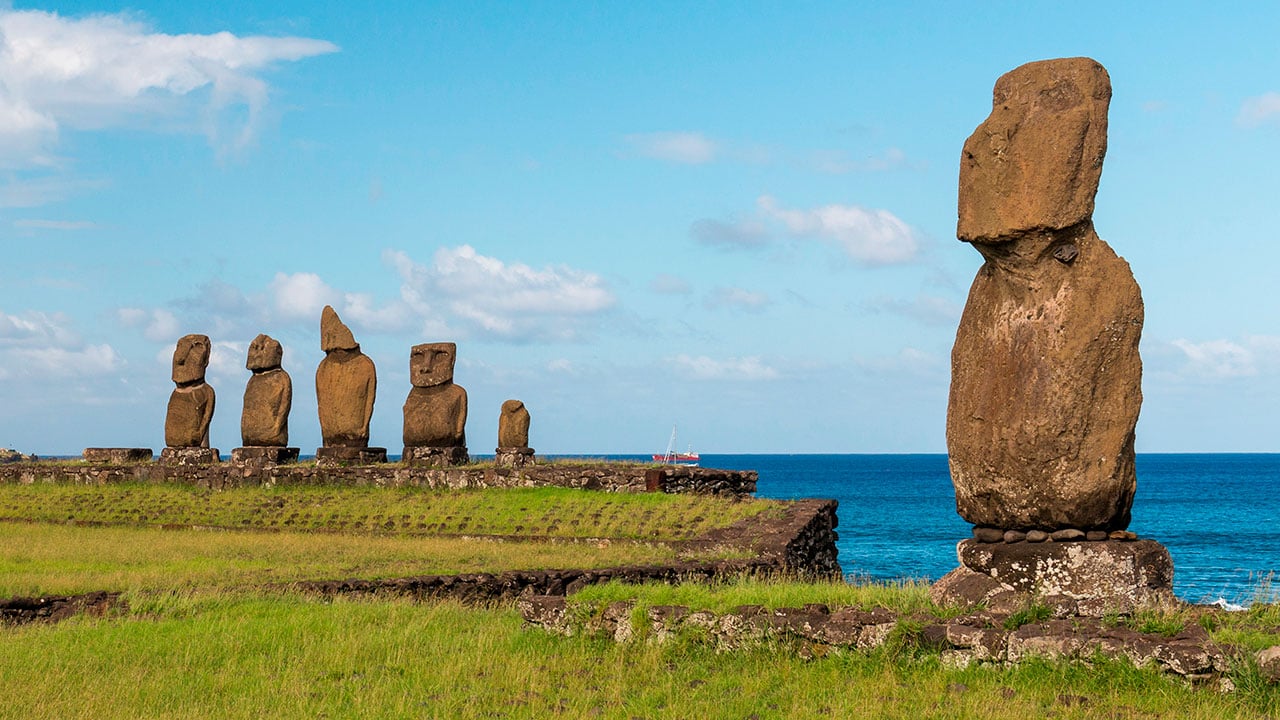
[82,448,151,463]
[165,334,215,448]
[498,399,531,449]
[403,342,467,449]
[241,334,292,447]
[948,57,1143,531]
[316,307,376,448]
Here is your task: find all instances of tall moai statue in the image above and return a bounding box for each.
[232,334,299,464]
[161,333,219,465]
[495,399,534,468]
[314,306,385,464]
[402,342,469,467]
[933,58,1171,616]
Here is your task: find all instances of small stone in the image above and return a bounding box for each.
[1085,530,1109,541]
[1108,530,1138,541]
[1026,530,1049,543]
[1255,646,1280,684]
[974,527,1004,543]
[1051,529,1086,542]
[1003,530,1027,543]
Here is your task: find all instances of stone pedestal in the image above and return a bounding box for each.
[402,446,469,468]
[231,447,300,464]
[315,446,387,466]
[159,447,220,465]
[931,538,1175,617]
[494,447,535,468]
[83,448,153,463]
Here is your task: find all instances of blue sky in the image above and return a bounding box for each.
[1,1,1278,455]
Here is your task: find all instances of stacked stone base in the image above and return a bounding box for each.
[83,448,153,463]
[402,446,469,468]
[931,538,1175,617]
[315,446,388,466]
[495,447,535,468]
[231,447,300,464]
[159,447,220,465]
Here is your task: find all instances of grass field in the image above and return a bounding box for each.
[2,481,1279,718]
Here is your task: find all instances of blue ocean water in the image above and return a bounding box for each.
[607,453,1280,605]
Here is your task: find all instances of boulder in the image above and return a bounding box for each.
[948,57,1143,531]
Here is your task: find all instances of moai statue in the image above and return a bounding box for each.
[161,333,218,464]
[232,334,299,464]
[932,58,1171,616]
[402,342,469,467]
[314,306,385,464]
[495,399,534,468]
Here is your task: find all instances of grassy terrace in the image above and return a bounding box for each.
[0,483,781,540]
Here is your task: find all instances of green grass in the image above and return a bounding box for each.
[2,591,1277,719]
[0,522,721,597]
[0,483,780,541]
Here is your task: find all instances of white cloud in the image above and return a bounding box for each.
[865,293,962,326]
[269,272,341,321]
[758,195,920,265]
[704,286,770,313]
[117,307,180,343]
[0,8,338,169]
[669,354,779,381]
[1171,338,1257,379]
[0,310,122,380]
[388,245,616,341]
[690,218,769,249]
[0,309,80,347]
[624,131,718,164]
[1238,92,1280,128]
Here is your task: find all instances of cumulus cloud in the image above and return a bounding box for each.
[624,131,718,164]
[117,307,180,343]
[1238,92,1280,128]
[0,310,122,379]
[268,272,342,322]
[690,218,769,250]
[669,354,779,381]
[0,8,338,169]
[1170,338,1259,379]
[758,195,920,265]
[704,287,770,313]
[388,245,616,341]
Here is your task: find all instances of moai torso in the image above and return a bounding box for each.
[498,399,530,448]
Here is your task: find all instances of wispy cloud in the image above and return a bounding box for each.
[12,218,96,230]
[669,354,779,381]
[650,273,692,295]
[690,218,769,250]
[808,147,910,174]
[623,131,718,164]
[864,293,962,326]
[757,195,920,265]
[704,286,770,313]
[1238,92,1280,128]
[0,310,123,379]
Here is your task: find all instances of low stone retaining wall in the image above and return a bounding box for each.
[519,597,1232,685]
[1,591,122,625]
[0,461,756,497]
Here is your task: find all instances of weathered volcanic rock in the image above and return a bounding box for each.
[498,399,531,449]
[315,307,376,448]
[241,334,292,447]
[947,57,1143,531]
[402,342,467,449]
[165,334,215,448]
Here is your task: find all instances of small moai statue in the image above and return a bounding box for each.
[314,306,385,464]
[495,399,534,468]
[161,333,219,465]
[232,333,299,464]
[402,342,469,467]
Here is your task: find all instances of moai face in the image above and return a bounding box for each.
[957,57,1111,242]
[410,343,456,388]
[172,334,211,385]
[246,334,283,372]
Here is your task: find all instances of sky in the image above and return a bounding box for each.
[1,1,1278,455]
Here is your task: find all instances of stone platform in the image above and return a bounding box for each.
[402,446,469,468]
[494,447,535,468]
[159,447,220,465]
[82,448,152,463]
[931,538,1175,616]
[231,447,300,464]
[315,446,388,466]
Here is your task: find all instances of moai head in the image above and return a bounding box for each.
[246,334,283,372]
[501,399,524,415]
[320,305,359,352]
[172,334,211,385]
[410,342,457,388]
[958,57,1111,243]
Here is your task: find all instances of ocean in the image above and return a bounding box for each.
[600,453,1280,605]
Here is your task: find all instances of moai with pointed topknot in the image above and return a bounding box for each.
[161,333,219,464]
[932,58,1172,616]
[315,306,385,464]
[402,342,469,467]
[495,399,534,468]
[232,333,299,464]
